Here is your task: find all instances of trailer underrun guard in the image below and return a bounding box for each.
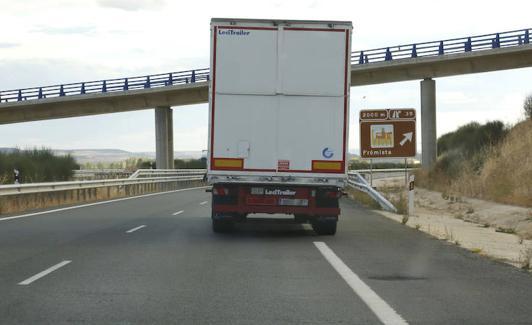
[210,184,341,235]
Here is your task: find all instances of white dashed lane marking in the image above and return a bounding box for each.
[18,260,72,286]
[126,225,146,233]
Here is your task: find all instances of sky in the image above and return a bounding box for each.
[1,0,531,153]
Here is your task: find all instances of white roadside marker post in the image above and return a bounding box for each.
[408,175,415,216]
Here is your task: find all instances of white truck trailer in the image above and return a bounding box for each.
[208,18,352,235]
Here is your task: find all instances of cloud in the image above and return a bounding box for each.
[31,26,96,35]
[97,0,165,11]
[0,42,19,49]
[0,58,122,90]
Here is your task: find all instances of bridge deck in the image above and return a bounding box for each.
[1,28,531,124]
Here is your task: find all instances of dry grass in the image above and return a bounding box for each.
[346,188,381,210]
[478,119,532,206]
[519,247,532,270]
[389,193,408,215]
[416,119,532,207]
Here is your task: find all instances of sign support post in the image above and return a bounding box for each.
[404,158,408,186]
[369,159,373,187]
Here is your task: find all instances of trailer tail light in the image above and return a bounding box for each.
[246,196,276,206]
[312,160,343,172]
[213,186,229,196]
[324,191,342,199]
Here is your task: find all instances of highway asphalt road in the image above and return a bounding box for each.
[1,186,532,324]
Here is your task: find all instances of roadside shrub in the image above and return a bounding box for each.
[174,158,206,169]
[437,121,507,158]
[349,160,419,170]
[0,148,78,184]
[524,94,532,119]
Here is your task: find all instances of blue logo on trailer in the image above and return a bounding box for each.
[322,147,334,159]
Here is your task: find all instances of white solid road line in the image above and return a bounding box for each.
[199,201,208,205]
[172,210,184,216]
[313,242,408,325]
[0,186,210,223]
[126,225,146,233]
[18,260,72,286]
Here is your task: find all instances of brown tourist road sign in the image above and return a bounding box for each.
[359,109,416,158]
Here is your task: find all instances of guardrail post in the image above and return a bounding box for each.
[411,44,417,58]
[191,70,196,83]
[465,37,472,52]
[358,51,364,64]
[38,88,43,99]
[145,76,151,88]
[385,48,392,61]
[17,90,22,101]
[525,30,530,44]
[59,85,65,97]
[167,73,173,86]
[492,33,500,48]
[81,83,86,94]
[124,78,129,91]
[438,41,444,55]
[102,80,107,93]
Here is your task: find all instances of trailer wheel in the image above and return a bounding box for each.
[212,219,234,233]
[312,219,337,235]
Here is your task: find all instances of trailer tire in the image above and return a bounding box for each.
[312,219,337,235]
[212,219,234,233]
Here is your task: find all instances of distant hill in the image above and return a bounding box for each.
[0,147,18,153]
[0,148,203,164]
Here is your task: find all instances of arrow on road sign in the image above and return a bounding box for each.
[399,132,413,146]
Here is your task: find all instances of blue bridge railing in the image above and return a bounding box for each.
[352,28,530,65]
[0,28,530,104]
[0,68,209,103]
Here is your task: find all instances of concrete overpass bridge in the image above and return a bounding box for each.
[1,28,531,168]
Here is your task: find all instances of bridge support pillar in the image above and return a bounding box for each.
[421,78,437,168]
[155,106,174,169]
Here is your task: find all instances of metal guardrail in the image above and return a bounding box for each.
[73,169,133,179]
[351,168,417,174]
[129,169,206,179]
[352,28,530,65]
[0,68,209,103]
[346,171,397,213]
[0,28,529,103]
[74,169,129,174]
[0,174,205,196]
